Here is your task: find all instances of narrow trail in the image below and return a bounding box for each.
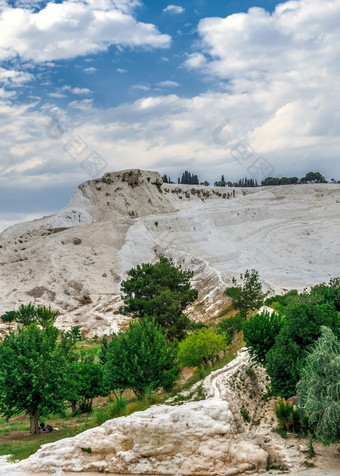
[203,349,249,400]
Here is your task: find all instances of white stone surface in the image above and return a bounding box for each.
[1,170,339,336]
[17,356,269,475]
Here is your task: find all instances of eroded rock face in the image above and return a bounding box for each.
[18,399,268,475]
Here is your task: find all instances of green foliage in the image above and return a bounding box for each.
[275,397,300,431]
[303,460,315,468]
[3,304,58,328]
[104,318,179,400]
[67,353,104,413]
[225,269,268,319]
[120,256,198,341]
[310,277,340,311]
[81,447,92,454]
[275,427,287,438]
[300,171,326,183]
[177,328,228,367]
[0,311,16,324]
[265,289,299,311]
[152,178,163,189]
[297,327,340,445]
[240,405,250,423]
[243,311,284,363]
[265,300,340,396]
[216,314,243,344]
[93,397,127,425]
[306,432,316,457]
[186,321,208,331]
[0,324,71,434]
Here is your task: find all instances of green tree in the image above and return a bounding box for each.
[120,256,198,341]
[104,318,179,400]
[0,311,16,330]
[8,303,58,328]
[177,328,228,367]
[266,303,340,396]
[69,353,104,413]
[310,277,340,311]
[0,324,70,434]
[225,269,268,319]
[216,315,243,345]
[243,311,284,363]
[300,171,326,183]
[297,327,340,445]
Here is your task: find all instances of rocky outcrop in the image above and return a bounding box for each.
[18,353,272,475]
[18,400,269,474]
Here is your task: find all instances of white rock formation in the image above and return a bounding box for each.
[18,353,271,475]
[1,169,339,335]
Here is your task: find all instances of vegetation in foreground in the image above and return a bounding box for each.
[0,257,339,461]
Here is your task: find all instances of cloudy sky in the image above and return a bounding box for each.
[1,0,339,231]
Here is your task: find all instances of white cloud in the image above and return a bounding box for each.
[117,68,128,73]
[0,0,171,62]
[71,87,92,95]
[0,67,33,85]
[62,85,92,95]
[130,83,150,91]
[1,0,340,228]
[157,80,180,88]
[183,0,340,158]
[48,92,67,98]
[163,5,184,15]
[84,66,97,73]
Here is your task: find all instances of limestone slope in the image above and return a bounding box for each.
[1,169,339,335]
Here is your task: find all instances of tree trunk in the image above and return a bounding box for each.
[30,408,39,434]
[71,401,77,414]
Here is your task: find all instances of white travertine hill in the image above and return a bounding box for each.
[0,169,339,336]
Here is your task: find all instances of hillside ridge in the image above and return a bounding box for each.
[1,170,339,336]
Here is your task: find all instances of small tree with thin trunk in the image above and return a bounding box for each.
[0,324,69,434]
[104,318,179,400]
[225,269,268,319]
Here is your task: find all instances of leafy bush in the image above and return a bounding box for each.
[243,311,283,363]
[216,315,243,344]
[266,301,340,396]
[177,328,228,368]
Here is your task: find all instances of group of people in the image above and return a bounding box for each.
[39,422,59,433]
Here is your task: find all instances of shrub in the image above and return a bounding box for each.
[216,315,243,344]
[243,311,283,363]
[275,397,300,431]
[177,328,228,367]
[240,405,250,423]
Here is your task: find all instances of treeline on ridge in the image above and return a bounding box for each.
[162,170,338,186]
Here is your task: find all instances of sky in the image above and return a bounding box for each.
[0,0,339,231]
